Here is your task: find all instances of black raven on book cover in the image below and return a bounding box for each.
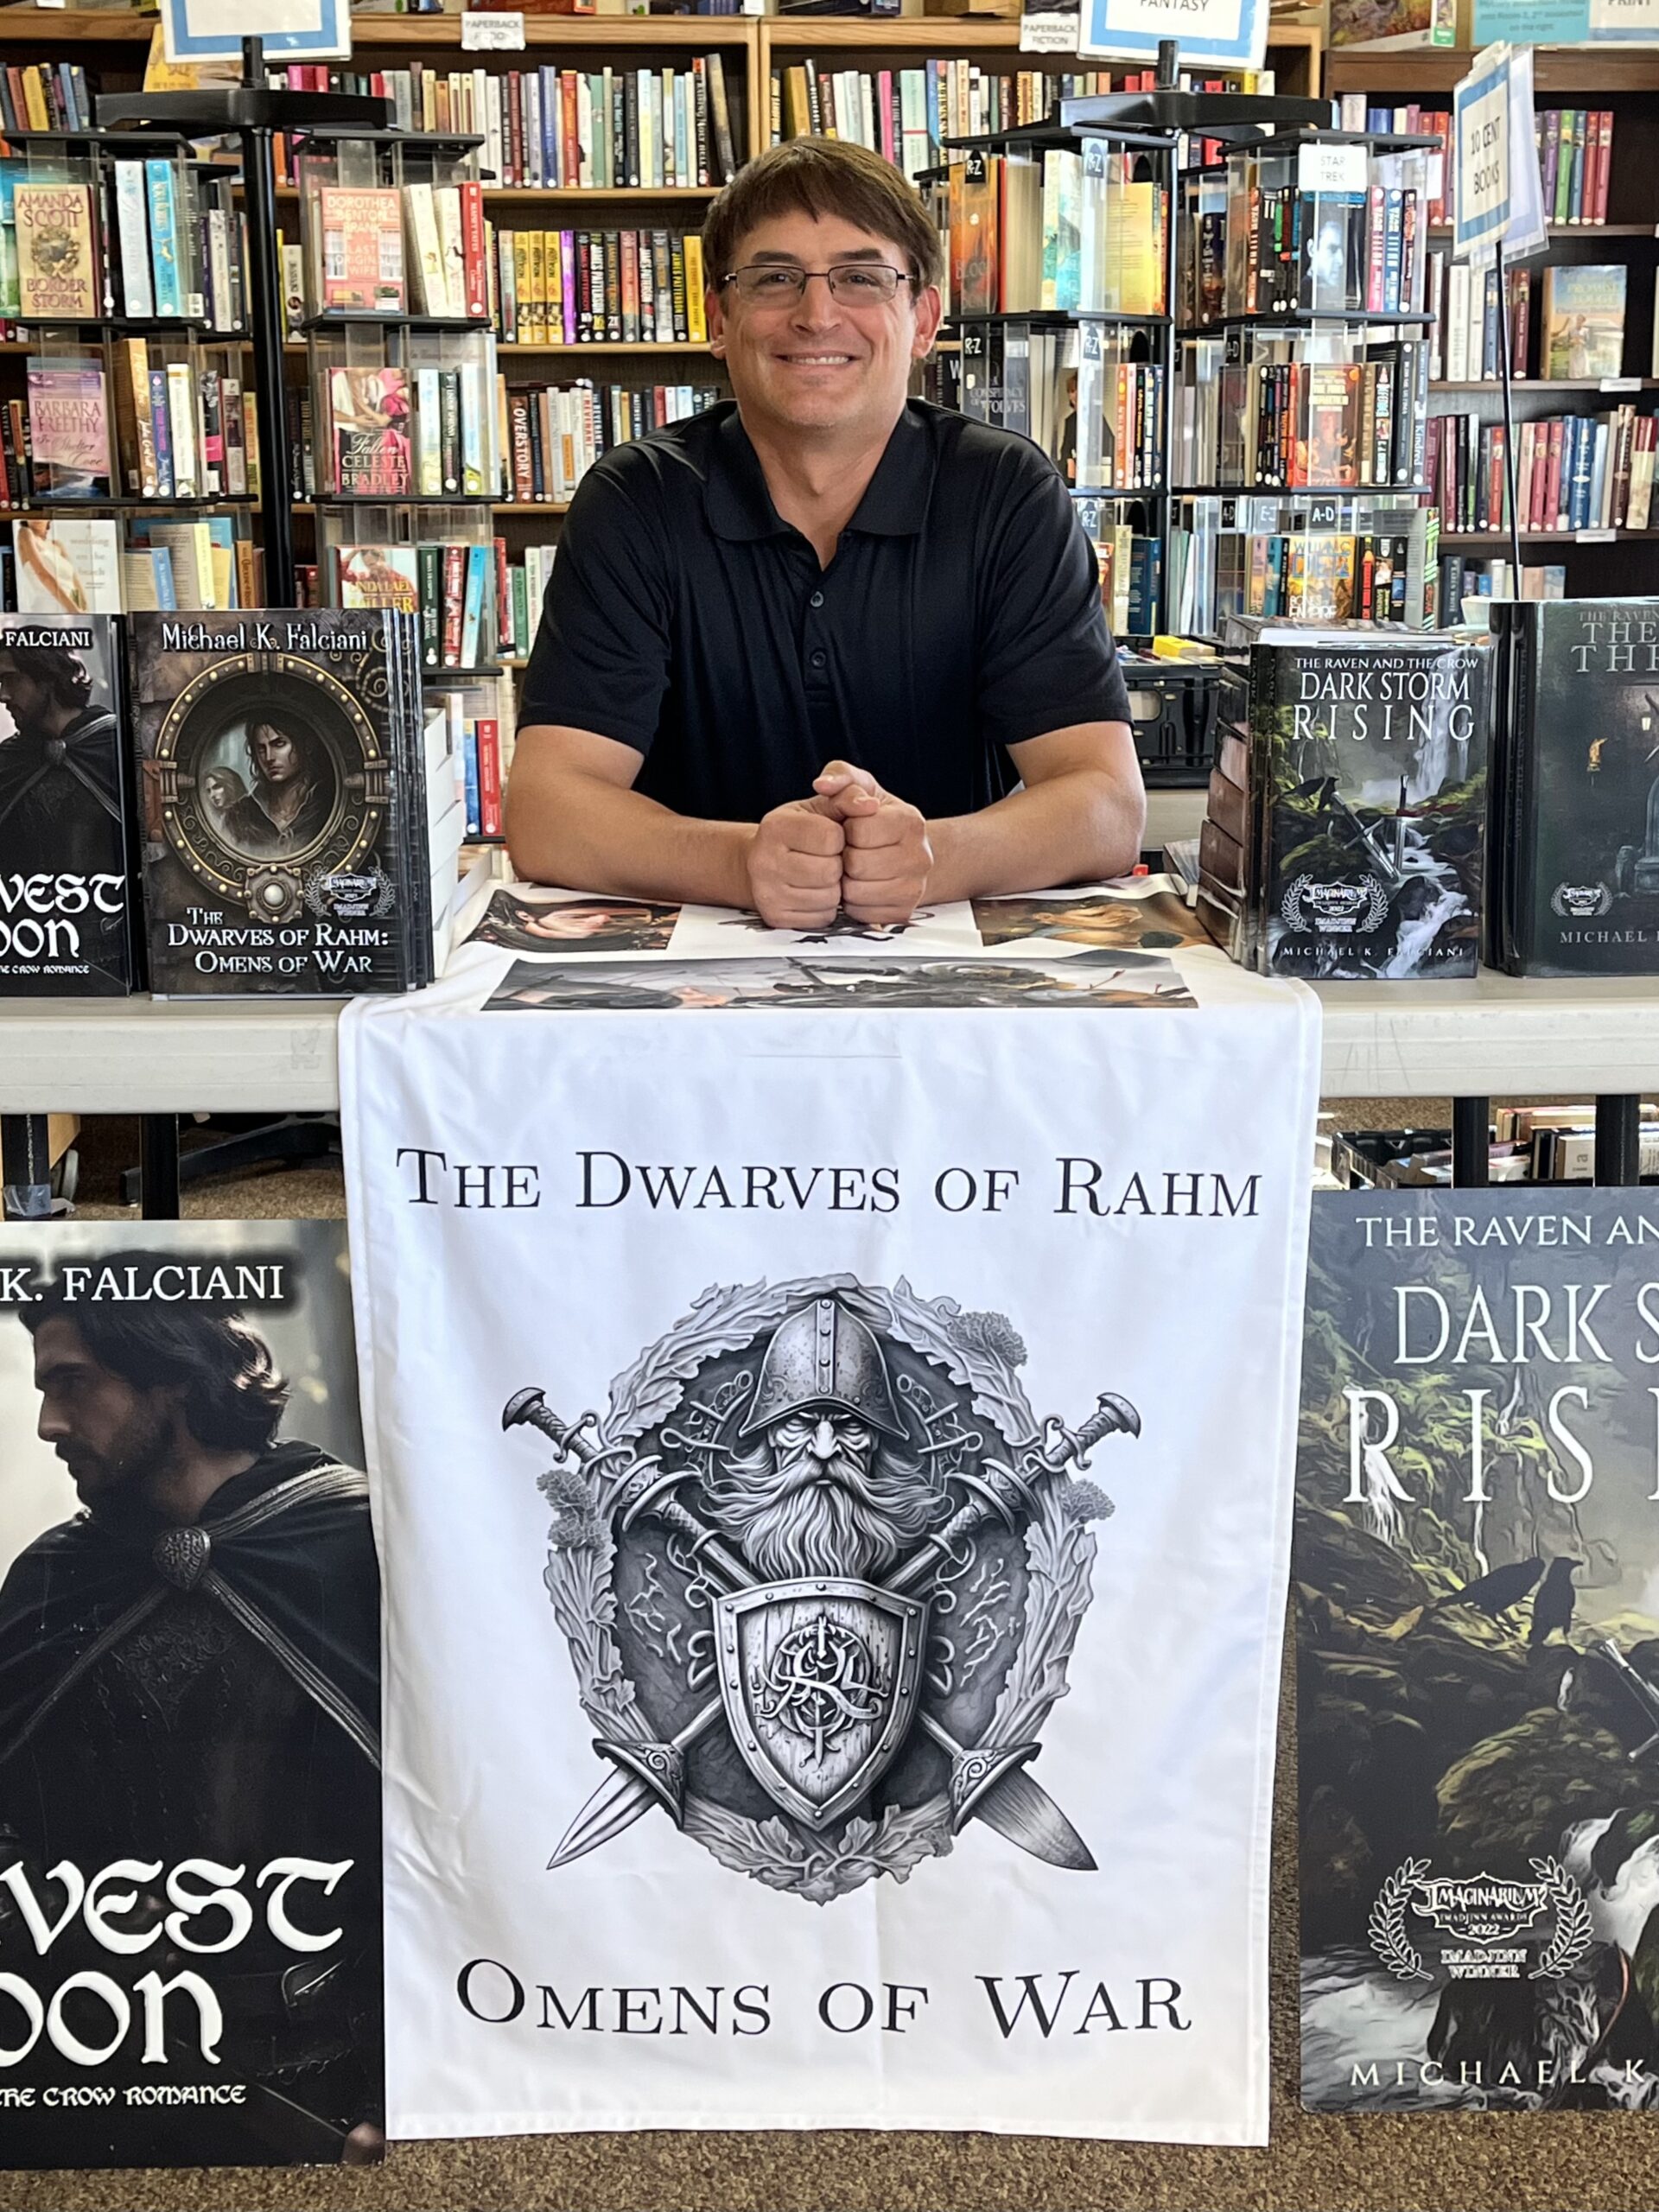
[0,614,135,996]
[0,1224,382,2167]
[127,609,417,997]
[1507,599,1659,976]
[1256,632,1488,980]
[1297,1192,1659,2114]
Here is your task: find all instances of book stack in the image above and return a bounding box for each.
[499,379,721,505]
[492,227,709,346]
[959,325,1163,494]
[325,361,492,499]
[946,145,1166,319]
[1487,597,1659,977]
[308,180,490,321]
[1196,619,1490,980]
[129,606,442,995]
[1427,404,1656,537]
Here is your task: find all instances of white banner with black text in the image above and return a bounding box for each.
[341,923,1319,2143]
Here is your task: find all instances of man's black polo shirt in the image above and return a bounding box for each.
[519,397,1132,823]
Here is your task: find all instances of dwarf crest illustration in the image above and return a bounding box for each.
[502,1274,1139,1902]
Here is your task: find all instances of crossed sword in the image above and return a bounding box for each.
[504,1383,1140,1874]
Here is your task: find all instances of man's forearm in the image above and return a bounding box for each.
[925,764,1147,903]
[506,769,756,908]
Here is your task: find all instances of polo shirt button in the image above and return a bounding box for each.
[810,649,826,668]
[810,591,824,608]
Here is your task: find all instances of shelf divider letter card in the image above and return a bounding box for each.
[1452,42,1511,264]
[1080,0,1268,71]
[159,0,349,65]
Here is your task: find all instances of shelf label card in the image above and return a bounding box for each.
[1298,143,1369,197]
[1602,376,1643,391]
[1577,528,1618,542]
[461,10,525,48]
[1080,0,1266,67]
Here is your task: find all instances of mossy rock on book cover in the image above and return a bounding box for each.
[127,608,414,997]
[1513,601,1659,976]
[1255,628,1489,981]
[1297,1192,1659,2114]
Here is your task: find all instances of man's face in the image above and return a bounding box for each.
[0,657,46,731]
[768,1409,874,1491]
[525,904,643,941]
[32,1316,176,1505]
[706,209,941,442]
[252,727,301,785]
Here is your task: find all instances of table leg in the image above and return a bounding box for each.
[1451,1097,1491,1189]
[0,1114,52,1220]
[141,1114,181,1221]
[1595,1096,1643,1188]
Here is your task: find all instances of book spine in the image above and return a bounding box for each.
[145,161,183,317]
[442,541,466,664]
[112,163,153,320]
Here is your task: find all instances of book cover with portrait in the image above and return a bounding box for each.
[0,1223,383,2167]
[126,607,429,996]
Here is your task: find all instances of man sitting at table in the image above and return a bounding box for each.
[505,136,1144,932]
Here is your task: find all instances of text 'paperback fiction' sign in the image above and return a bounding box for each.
[1080,0,1268,71]
[160,0,349,64]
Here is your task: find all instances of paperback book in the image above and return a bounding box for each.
[13,180,97,319]
[0,613,136,995]
[26,358,110,499]
[1541,265,1627,382]
[1298,1189,1659,2113]
[0,1221,384,2164]
[128,607,434,996]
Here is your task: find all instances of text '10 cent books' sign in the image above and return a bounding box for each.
[159,0,350,65]
[1079,0,1268,70]
[1452,42,1548,267]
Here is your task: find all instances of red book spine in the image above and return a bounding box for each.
[1545,418,1565,531]
[460,181,487,319]
[1366,188,1385,312]
[477,719,502,836]
[442,543,466,665]
[493,535,510,653]
[1596,111,1614,223]
[563,74,581,192]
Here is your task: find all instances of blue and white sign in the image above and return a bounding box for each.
[1452,42,1511,262]
[160,0,350,65]
[1079,0,1268,71]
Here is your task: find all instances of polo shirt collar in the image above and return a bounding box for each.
[704,403,932,543]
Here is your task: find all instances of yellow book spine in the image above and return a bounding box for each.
[684,234,705,341]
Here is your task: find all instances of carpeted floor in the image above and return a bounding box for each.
[12,1108,1657,2212]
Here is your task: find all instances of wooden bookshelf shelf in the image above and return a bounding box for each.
[1440,529,1659,545]
[1426,223,1659,240]
[1433,378,1659,391]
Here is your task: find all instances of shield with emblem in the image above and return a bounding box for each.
[714,1579,929,1832]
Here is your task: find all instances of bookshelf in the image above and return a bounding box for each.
[1325,42,1659,608]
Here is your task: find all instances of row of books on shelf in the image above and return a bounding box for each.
[956,325,1163,494]
[0,162,243,329]
[325,536,505,673]
[1212,527,1419,626]
[772,62,1160,186]
[278,56,744,192]
[1207,150,1429,327]
[943,149,1166,321]
[0,608,458,999]
[1428,260,1634,386]
[1166,504,1434,639]
[1427,405,1658,537]
[325,361,488,499]
[1436,556,1565,620]
[1073,508,1160,639]
[0,62,95,137]
[302,181,487,320]
[1176,338,1429,494]
[10,346,257,505]
[1333,101,1450,220]
[1336,102,1617,229]
[0,513,261,616]
[493,226,707,346]
[504,381,717,505]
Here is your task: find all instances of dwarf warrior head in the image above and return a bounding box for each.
[702,1299,944,1584]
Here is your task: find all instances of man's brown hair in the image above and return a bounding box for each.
[702,137,944,296]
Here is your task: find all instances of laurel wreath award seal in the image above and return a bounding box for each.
[500,1272,1142,1903]
[1369,1857,1432,1980]
[1529,1856,1595,1980]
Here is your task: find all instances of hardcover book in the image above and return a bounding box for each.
[1298,1188,1659,2113]
[1541,264,1627,382]
[0,1221,384,2164]
[1249,624,1490,980]
[25,358,110,499]
[0,613,135,995]
[1495,597,1659,976]
[128,606,431,996]
[13,180,96,320]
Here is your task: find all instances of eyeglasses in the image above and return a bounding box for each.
[720,264,915,305]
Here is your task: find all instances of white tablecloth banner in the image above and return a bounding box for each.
[341,944,1319,2143]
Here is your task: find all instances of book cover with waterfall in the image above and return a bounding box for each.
[1296,1189,1659,2113]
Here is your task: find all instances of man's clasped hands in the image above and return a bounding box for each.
[745,760,933,932]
